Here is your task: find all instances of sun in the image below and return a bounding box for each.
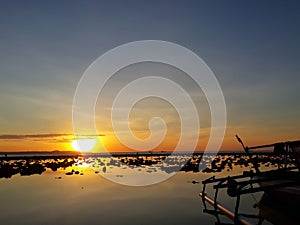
[71,138,97,152]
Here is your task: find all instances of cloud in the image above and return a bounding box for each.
[0,133,105,143]
[0,134,70,139]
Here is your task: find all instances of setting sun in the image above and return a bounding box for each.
[71,138,97,152]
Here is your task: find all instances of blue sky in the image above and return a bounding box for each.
[0,0,299,151]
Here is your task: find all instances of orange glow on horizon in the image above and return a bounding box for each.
[0,126,299,153]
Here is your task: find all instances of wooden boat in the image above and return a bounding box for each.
[200,136,300,225]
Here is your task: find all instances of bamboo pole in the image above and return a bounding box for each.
[199,192,254,225]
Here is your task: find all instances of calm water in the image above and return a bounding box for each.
[0,154,280,225]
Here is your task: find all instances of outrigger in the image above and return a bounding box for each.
[200,135,300,225]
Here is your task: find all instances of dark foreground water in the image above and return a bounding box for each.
[0,153,285,225]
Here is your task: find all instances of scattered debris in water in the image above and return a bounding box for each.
[0,153,294,179]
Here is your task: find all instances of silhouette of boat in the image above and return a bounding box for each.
[200,135,300,225]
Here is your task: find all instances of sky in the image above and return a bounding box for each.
[0,0,299,152]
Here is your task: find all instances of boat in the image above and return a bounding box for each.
[199,135,300,225]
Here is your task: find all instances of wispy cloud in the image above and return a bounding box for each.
[0,134,70,139]
[0,133,105,143]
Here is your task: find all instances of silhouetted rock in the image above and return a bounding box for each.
[0,152,296,179]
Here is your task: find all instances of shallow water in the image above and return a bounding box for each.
[0,154,283,225]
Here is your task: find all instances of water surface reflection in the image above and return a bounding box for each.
[0,153,283,225]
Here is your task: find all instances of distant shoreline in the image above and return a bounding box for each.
[0,150,274,160]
